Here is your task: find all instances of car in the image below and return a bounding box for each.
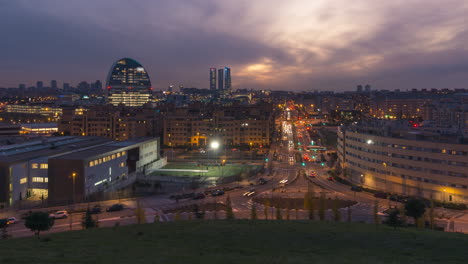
[327,176,334,181]
[211,190,225,196]
[351,186,363,192]
[243,189,256,197]
[106,204,124,212]
[309,171,317,177]
[258,178,268,185]
[49,210,68,219]
[7,217,18,225]
[193,193,206,200]
[374,192,388,199]
[89,205,101,214]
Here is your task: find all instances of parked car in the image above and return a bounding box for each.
[49,210,69,219]
[374,192,388,199]
[211,190,225,196]
[327,176,334,181]
[7,217,18,224]
[89,205,101,214]
[351,186,363,192]
[258,178,268,185]
[106,204,124,212]
[193,193,206,200]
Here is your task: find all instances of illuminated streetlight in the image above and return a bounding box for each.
[210,141,220,150]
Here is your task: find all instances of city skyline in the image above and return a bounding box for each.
[1,1,468,91]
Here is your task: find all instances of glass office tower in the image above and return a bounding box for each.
[106,58,152,106]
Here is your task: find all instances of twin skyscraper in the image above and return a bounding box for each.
[210,67,231,91]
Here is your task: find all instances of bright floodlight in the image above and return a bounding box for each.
[210,141,220,149]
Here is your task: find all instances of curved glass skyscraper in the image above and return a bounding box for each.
[106,58,152,106]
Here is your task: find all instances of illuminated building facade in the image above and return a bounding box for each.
[337,121,468,203]
[210,68,217,90]
[106,58,152,107]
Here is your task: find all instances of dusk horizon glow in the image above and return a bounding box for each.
[1,0,468,91]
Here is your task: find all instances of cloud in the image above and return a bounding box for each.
[0,0,467,90]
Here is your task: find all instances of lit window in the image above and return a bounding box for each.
[40,164,48,169]
[20,178,27,184]
[120,162,125,167]
[33,177,44,182]
[111,154,116,159]
[117,152,121,158]
[89,161,94,167]
[31,163,39,169]
[45,177,48,183]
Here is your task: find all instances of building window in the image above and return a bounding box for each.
[40,163,48,169]
[89,161,95,167]
[31,163,39,169]
[120,162,125,167]
[33,177,44,182]
[20,178,27,184]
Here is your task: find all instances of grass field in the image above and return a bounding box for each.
[1,220,466,263]
[154,163,261,178]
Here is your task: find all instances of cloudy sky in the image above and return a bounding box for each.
[1,0,467,91]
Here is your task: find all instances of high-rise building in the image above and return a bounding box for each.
[357,85,363,93]
[218,68,224,90]
[106,58,152,107]
[36,81,43,89]
[93,80,102,90]
[223,67,231,91]
[51,80,58,89]
[19,84,26,89]
[365,84,371,92]
[209,68,217,90]
[63,83,70,91]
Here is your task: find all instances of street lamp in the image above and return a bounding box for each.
[69,172,77,230]
[210,141,220,150]
[70,172,77,204]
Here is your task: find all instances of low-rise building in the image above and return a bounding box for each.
[0,136,163,206]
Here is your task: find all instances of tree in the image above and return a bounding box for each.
[135,200,146,224]
[429,199,435,229]
[0,219,9,239]
[82,209,96,229]
[225,195,235,219]
[264,200,270,220]
[373,200,380,228]
[332,197,341,222]
[193,204,205,219]
[250,203,257,220]
[318,193,326,221]
[174,211,181,221]
[347,206,352,223]
[275,206,282,220]
[386,207,401,229]
[304,190,315,220]
[24,211,54,238]
[405,199,426,226]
